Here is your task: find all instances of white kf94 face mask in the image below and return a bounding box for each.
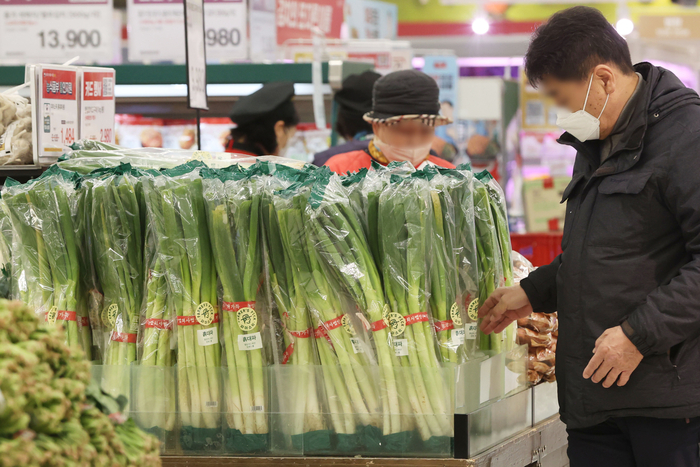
[556,74,609,142]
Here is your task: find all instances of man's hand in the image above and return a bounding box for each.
[583,326,643,388]
[478,285,533,334]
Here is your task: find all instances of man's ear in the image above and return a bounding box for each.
[594,64,616,94]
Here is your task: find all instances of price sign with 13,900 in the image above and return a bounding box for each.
[0,0,113,64]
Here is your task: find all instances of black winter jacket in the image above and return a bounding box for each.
[520,63,700,429]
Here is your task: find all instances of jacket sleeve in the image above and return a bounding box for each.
[519,254,560,314]
[624,132,700,356]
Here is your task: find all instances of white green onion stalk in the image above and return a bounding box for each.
[202,167,268,451]
[143,163,222,443]
[378,174,451,441]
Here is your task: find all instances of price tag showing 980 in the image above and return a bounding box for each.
[0,0,113,64]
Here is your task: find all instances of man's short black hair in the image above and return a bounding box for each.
[525,6,635,87]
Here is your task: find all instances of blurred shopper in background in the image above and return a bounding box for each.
[478,7,700,467]
[312,70,380,166]
[325,69,455,174]
[226,81,299,157]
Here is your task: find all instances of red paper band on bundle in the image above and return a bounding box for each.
[145,318,173,330]
[282,327,313,364]
[176,314,220,326]
[222,301,256,312]
[371,319,387,332]
[77,316,90,329]
[325,315,343,331]
[405,312,429,326]
[110,332,137,343]
[433,319,454,332]
[57,310,77,322]
[314,325,333,347]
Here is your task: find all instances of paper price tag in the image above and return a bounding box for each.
[238,332,263,351]
[0,0,114,64]
[197,327,218,346]
[393,338,408,357]
[203,0,248,62]
[466,323,478,340]
[81,68,115,144]
[451,328,465,345]
[36,65,79,161]
[350,337,364,354]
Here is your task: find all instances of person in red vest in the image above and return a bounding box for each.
[325,69,455,174]
[225,81,299,156]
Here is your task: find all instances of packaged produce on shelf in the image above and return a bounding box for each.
[303,171,382,451]
[142,161,222,451]
[201,165,269,453]
[261,165,332,452]
[2,166,92,357]
[0,92,33,166]
[0,299,160,467]
[86,164,150,402]
[1,142,525,458]
[424,166,479,362]
[377,172,451,445]
[512,251,557,384]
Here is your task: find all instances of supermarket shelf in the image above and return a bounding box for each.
[159,417,567,467]
[0,62,374,87]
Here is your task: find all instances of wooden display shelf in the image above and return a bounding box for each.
[161,417,567,467]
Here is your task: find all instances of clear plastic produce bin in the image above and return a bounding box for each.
[89,345,528,458]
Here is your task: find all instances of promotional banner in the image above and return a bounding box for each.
[80,67,116,144]
[127,0,247,63]
[0,0,114,64]
[276,0,345,45]
[346,0,397,40]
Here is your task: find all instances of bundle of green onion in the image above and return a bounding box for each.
[142,162,222,451]
[262,170,330,452]
[378,173,451,445]
[201,166,268,453]
[2,167,92,357]
[87,164,147,403]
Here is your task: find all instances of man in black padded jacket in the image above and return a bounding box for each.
[478,7,700,467]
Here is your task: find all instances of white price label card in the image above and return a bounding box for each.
[197,327,218,346]
[0,0,113,64]
[393,338,408,357]
[128,0,247,63]
[466,323,478,340]
[350,337,364,354]
[203,0,247,62]
[36,65,79,160]
[238,332,263,351]
[451,328,465,345]
[80,67,115,144]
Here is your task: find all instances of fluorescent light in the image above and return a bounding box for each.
[616,18,634,36]
[472,17,490,35]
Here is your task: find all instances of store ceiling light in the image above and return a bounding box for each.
[472,17,490,35]
[616,17,634,36]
